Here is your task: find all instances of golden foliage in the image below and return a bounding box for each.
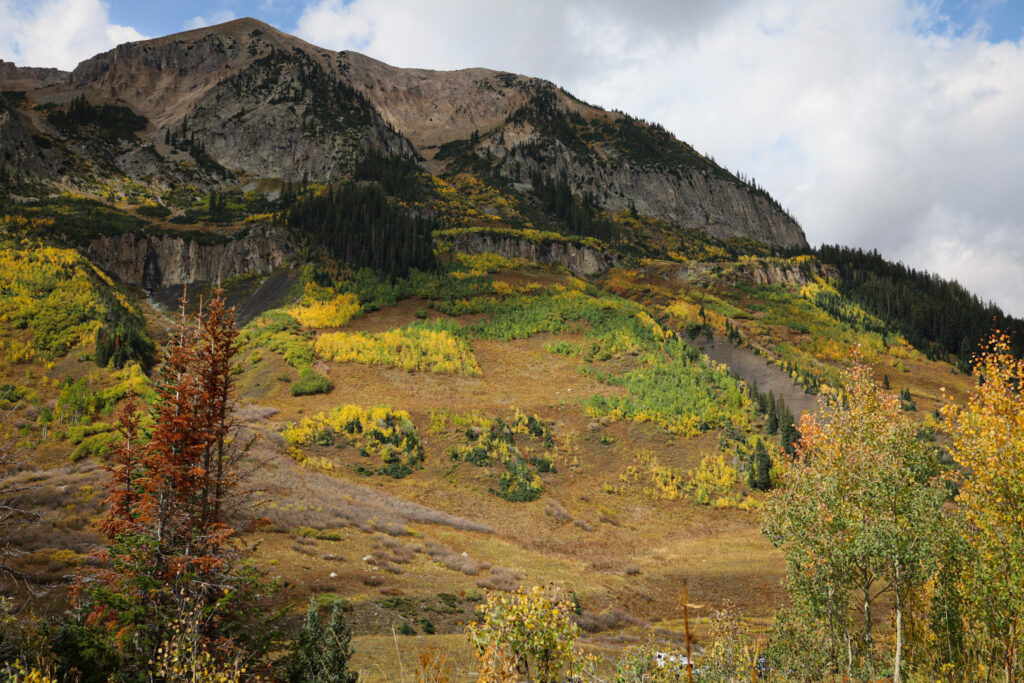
[283,404,424,476]
[619,451,686,501]
[288,290,361,329]
[315,324,480,375]
[942,331,1024,667]
[0,226,138,363]
[686,455,743,507]
[467,586,587,683]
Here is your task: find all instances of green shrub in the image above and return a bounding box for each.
[135,204,170,218]
[65,422,114,445]
[282,597,358,683]
[291,368,333,396]
[545,340,582,356]
[71,431,119,462]
[495,458,543,502]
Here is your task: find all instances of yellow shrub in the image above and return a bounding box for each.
[686,455,742,507]
[283,404,424,476]
[315,326,480,375]
[454,252,523,273]
[289,292,361,329]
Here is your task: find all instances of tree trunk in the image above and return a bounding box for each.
[846,630,854,678]
[1007,619,1017,683]
[894,588,903,683]
[863,570,874,674]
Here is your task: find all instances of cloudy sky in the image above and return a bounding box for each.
[2,1,1023,316]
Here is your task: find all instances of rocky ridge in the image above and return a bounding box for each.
[2,17,807,250]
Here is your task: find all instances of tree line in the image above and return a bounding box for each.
[284,181,438,280]
[531,171,621,244]
[815,244,1024,365]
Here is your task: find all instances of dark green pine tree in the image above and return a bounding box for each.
[286,597,359,683]
[752,440,773,491]
[766,393,779,435]
[778,401,800,455]
[883,374,890,390]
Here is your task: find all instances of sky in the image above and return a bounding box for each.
[1,1,1023,316]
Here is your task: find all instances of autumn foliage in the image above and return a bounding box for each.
[67,292,279,678]
[467,586,585,683]
[943,331,1024,680]
[763,356,946,681]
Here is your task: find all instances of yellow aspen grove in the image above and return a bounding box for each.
[943,331,1024,681]
[763,357,945,681]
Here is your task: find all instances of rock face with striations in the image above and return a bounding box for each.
[87,225,294,289]
[490,133,804,247]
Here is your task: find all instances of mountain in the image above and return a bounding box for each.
[1,17,805,249]
[4,18,1024,680]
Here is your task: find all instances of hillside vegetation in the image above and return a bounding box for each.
[2,16,1023,683]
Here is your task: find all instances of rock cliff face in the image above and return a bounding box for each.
[493,135,805,248]
[450,232,617,276]
[658,259,833,289]
[0,60,68,90]
[0,94,50,176]
[87,225,294,289]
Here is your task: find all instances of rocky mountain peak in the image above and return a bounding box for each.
[2,19,808,249]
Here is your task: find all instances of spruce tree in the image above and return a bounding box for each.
[753,440,772,491]
[766,393,779,435]
[778,401,800,455]
[64,292,281,677]
[286,597,358,683]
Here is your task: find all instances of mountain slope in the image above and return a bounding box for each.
[5,20,1024,679]
[3,17,806,249]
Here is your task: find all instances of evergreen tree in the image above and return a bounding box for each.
[815,244,1024,361]
[778,401,800,455]
[285,597,359,683]
[62,292,282,678]
[753,441,773,491]
[766,393,779,435]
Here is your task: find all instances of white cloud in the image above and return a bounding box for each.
[294,0,1024,316]
[0,0,146,71]
[183,10,237,31]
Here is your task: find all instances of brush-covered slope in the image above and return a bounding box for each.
[2,17,805,249]
[5,18,1023,679]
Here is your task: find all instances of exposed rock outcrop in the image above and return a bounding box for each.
[449,232,617,276]
[658,259,832,289]
[0,60,68,89]
[87,224,294,289]
[489,132,805,249]
[0,94,49,176]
